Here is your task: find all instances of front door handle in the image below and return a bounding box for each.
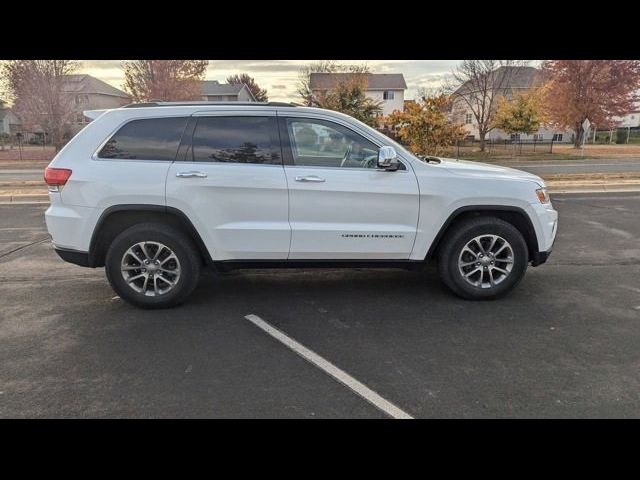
[176,171,207,178]
[295,175,325,183]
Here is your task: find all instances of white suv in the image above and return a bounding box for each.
[44,102,558,308]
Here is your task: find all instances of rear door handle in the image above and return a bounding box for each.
[176,171,207,178]
[295,175,325,183]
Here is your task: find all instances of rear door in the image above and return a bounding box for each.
[279,115,420,260]
[165,111,290,260]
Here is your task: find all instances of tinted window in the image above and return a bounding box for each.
[191,116,280,164]
[98,117,188,160]
[286,118,379,169]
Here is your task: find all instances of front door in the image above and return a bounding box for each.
[280,116,420,260]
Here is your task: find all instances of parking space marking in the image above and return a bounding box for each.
[244,314,413,419]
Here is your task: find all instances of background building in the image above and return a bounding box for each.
[61,75,131,134]
[450,66,573,143]
[309,73,407,116]
[200,81,257,102]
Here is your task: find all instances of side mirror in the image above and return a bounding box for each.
[377,146,399,171]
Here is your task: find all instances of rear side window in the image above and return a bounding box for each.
[190,116,281,164]
[98,117,188,160]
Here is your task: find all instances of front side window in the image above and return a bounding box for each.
[383,90,395,100]
[191,116,280,164]
[98,117,188,160]
[285,118,380,169]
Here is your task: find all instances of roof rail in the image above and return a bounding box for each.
[122,101,298,108]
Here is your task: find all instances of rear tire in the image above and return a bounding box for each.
[437,216,528,300]
[105,223,201,309]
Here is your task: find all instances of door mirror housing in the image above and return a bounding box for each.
[377,146,399,171]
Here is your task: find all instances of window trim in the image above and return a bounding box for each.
[93,115,190,162]
[277,116,407,171]
[182,115,282,165]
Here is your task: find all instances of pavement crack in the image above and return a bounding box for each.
[0,237,50,261]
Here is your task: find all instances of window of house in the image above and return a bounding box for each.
[191,116,280,164]
[510,133,521,141]
[285,118,380,169]
[383,91,395,100]
[465,113,473,124]
[98,117,188,160]
[552,133,563,141]
[533,133,544,141]
[75,95,88,105]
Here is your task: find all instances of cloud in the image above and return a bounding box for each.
[78,60,463,102]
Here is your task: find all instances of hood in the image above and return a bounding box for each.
[437,157,545,186]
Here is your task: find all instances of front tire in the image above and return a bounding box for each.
[437,216,528,300]
[105,223,201,309]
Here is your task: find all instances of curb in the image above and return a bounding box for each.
[0,194,50,204]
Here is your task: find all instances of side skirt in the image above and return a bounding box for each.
[212,259,427,273]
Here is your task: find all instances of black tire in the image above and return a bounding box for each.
[105,222,201,309]
[437,216,528,300]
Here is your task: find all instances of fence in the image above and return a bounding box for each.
[449,138,555,157]
[588,127,640,145]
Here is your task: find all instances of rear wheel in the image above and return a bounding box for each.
[437,216,528,300]
[105,223,201,308]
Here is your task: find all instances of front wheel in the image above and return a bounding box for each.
[105,223,202,308]
[437,216,529,300]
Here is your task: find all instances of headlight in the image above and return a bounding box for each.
[536,188,550,204]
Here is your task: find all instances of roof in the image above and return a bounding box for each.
[201,81,247,96]
[455,66,542,95]
[309,73,407,91]
[61,74,130,98]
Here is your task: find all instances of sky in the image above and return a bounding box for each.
[79,60,463,102]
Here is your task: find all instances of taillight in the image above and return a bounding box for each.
[44,167,72,191]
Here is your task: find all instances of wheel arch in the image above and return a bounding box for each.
[425,205,540,263]
[88,204,213,268]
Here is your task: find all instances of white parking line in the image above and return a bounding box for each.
[244,314,413,419]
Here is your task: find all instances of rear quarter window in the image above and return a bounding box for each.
[98,117,188,160]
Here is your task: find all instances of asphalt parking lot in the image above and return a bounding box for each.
[1,193,640,418]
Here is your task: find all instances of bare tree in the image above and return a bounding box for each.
[296,60,342,106]
[447,60,529,151]
[1,60,79,151]
[123,60,209,102]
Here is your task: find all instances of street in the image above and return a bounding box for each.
[1,193,640,418]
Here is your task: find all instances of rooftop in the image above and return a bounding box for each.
[309,73,407,91]
[201,80,253,98]
[62,74,131,98]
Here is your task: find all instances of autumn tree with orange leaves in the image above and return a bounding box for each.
[123,60,209,102]
[541,60,640,148]
[388,94,466,157]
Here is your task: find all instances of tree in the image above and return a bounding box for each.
[387,94,467,157]
[123,60,209,102]
[492,86,549,141]
[448,60,529,151]
[226,73,268,102]
[296,60,342,106]
[1,60,79,151]
[312,70,382,127]
[541,60,640,148]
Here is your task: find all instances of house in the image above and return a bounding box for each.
[309,73,407,116]
[616,107,640,128]
[0,99,22,136]
[200,81,257,102]
[450,66,573,143]
[61,75,131,133]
